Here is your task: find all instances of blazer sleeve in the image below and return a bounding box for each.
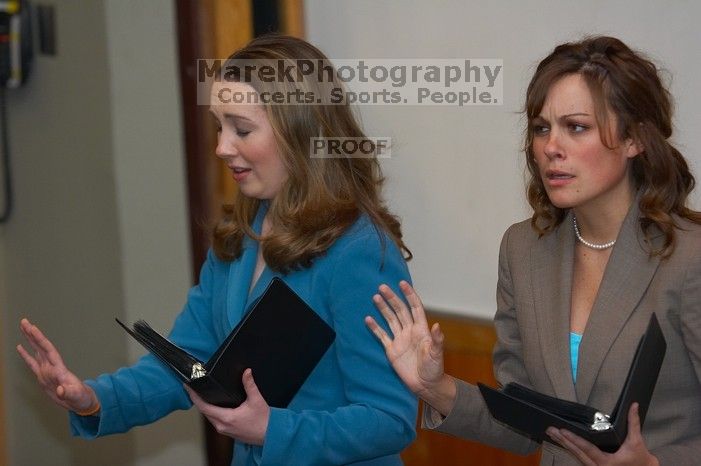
[651,254,701,465]
[260,231,418,465]
[69,249,223,437]
[422,224,538,455]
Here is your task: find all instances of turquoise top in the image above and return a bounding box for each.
[570,332,583,383]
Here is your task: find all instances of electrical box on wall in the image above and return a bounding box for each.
[0,0,33,88]
[0,0,36,223]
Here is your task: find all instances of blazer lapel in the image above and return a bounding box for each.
[245,266,280,311]
[531,211,578,401]
[574,201,662,404]
[225,203,270,328]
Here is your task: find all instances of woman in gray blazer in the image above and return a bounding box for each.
[367,36,701,466]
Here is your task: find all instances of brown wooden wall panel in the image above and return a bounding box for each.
[401,312,541,466]
[177,2,254,464]
[279,0,305,38]
[211,0,304,214]
[209,0,253,215]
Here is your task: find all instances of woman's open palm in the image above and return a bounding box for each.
[17,318,98,413]
[365,281,446,397]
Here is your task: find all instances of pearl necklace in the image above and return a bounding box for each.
[572,216,616,250]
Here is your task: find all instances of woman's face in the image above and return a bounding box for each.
[209,81,288,200]
[531,74,639,213]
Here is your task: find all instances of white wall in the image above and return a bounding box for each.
[0,1,202,465]
[305,0,701,318]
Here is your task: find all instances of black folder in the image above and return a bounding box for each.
[478,313,666,453]
[117,277,336,408]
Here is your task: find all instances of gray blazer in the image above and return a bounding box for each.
[424,201,701,465]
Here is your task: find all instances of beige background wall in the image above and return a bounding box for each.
[0,1,202,465]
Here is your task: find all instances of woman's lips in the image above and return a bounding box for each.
[231,167,251,182]
[544,169,574,187]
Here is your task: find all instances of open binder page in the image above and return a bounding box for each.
[116,318,202,382]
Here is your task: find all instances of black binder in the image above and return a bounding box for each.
[117,277,336,408]
[478,313,666,453]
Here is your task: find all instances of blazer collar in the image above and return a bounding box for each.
[530,197,663,403]
[225,202,280,328]
[531,210,578,401]
[574,201,662,403]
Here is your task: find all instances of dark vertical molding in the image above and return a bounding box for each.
[252,0,281,35]
[175,0,212,280]
[175,2,232,466]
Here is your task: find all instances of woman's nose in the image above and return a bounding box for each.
[215,132,238,159]
[543,130,564,160]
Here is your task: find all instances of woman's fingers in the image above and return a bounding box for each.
[20,319,65,369]
[371,282,428,332]
[378,284,414,329]
[372,292,403,336]
[546,428,597,466]
[428,323,445,360]
[16,343,40,374]
[184,385,207,411]
[19,319,48,363]
[26,322,65,367]
[364,315,393,349]
[399,280,429,327]
[185,385,230,421]
[183,384,196,401]
[626,402,643,440]
[18,319,98,413]
[242,369,264,403]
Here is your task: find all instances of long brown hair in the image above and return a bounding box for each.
[210,34,410,272]
[524,36,701,256]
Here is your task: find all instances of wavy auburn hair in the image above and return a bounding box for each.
[210,34,410,271]
[524,36,701,256]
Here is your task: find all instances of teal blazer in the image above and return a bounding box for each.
[70,206,417,465]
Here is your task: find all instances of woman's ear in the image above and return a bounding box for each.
[624,137,643,159]
[624,123,645,159]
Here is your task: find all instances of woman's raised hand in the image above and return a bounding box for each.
[17,318,99,415]
[365,281,456,414]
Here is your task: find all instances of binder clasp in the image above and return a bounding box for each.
[191,363,207,379]
[590,412,612,431]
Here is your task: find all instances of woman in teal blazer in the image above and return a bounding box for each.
[18,35,417,466]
